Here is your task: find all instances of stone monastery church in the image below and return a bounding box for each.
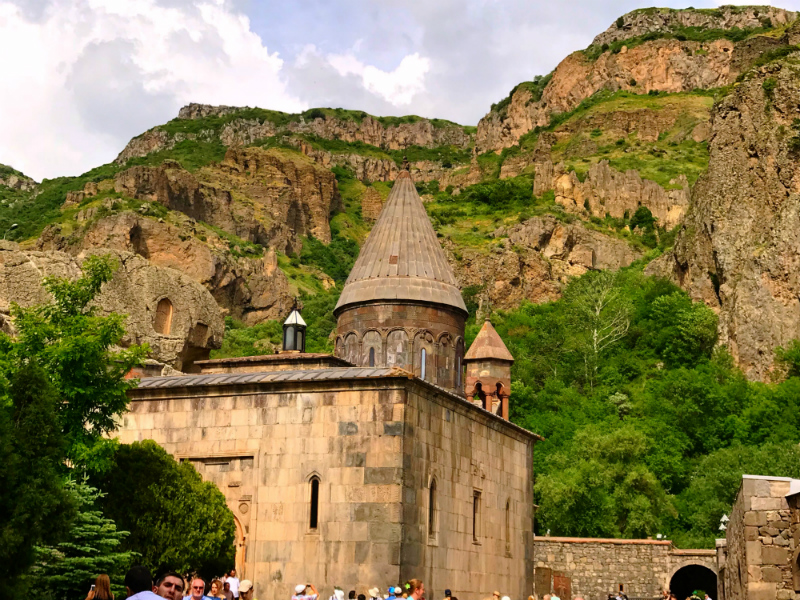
[118,169,541,600]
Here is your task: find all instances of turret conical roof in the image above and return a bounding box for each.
[464,319,514,362]
[334,171,467,316]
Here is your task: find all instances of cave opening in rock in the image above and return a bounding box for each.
[669,564,717,600]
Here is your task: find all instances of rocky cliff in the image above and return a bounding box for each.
[0,242,223,370]
[0,165,36,192]
[448,215,644,311]
[114,146,340,254]
[592,6,796,48]
[476,7,796,153]
[646,51,800,379]
[535,158,690,229]
[116,104,473,164]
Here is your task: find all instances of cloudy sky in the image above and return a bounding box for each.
[1,0,797,181]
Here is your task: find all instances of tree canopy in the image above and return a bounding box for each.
[91,440,236,578]
[480,265,800,546]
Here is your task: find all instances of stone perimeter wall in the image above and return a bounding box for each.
[720,476,799,600]
[534,538,716,600]
[117,376,535,600]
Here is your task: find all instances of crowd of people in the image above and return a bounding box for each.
[85,567,255,600]
[84,569,706,600]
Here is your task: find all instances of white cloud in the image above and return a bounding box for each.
[0,0,436,180]
[328,51,430,105]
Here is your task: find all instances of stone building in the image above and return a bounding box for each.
[117,169,540,600]
[333,170,468,394]
[716,475,800,600]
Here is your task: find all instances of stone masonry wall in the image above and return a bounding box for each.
[119,379,408,600]
[399,385,536,600]
[534,538,716,600]
[117,375,536,600]
[722,476,798,600]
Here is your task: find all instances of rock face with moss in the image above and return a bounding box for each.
[592,6,796,48]
[476,7,796,153]
[0,242,223,370]
[38,212,294,325]
[116,103,473,164]
[0,164,36,192]
[647,52,800,379]
[114,146,340,254]
[448,215,644,311]
[535,158,690,229]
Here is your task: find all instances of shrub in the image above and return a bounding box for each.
[616,16,625,28]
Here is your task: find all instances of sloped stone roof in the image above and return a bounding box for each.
[334,171,467,315]
[464,319,514,362]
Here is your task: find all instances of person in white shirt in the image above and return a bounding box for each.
[227,571,240,599]
[125,566,164,600]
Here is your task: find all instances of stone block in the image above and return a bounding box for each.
[748,541,764,564]
[770,480,792,497]
[747,511,769,527]
[746,582,776,600]
[761,566,783,582]
[753,497,787,511]
[762,546,788,565]
[364,467,402,485]
[749,566,763,581]
[383,422,403,436]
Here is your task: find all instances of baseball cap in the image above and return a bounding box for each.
[445,591,452,597]
[239,581,253,594]
[296,584,307,594]
[369,588,381,598]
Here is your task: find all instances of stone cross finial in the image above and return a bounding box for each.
[402,155,410,171]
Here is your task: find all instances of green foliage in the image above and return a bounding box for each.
[491,73,553,115]
[0,163,26,180]
[91,441,235,579]
[387,145,472,168]
[214,317,282,358]
[482,264,800,545]
[762,77,777,99]
[125,140,227,172]
[0,364,76,594]
[0,254,147,468]
[775,339,800,378]
[616,16,625,28]
[299,235,360,285]
[583,24,774,62]
[33,480,135,600]
[629,206,655,231]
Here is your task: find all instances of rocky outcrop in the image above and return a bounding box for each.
[647,54,800,380]
[38,212,294,325]
[0,241,223,370]
[0,170,36,192]
[117,104,473,165]
[507,215,644,271]
[361,187,384,222]
[448,215,643,310]
[534,158,690,229]
[114,147,340,254]
[477,38,741,152]
[294,140,473,188]
[592,6,796,48]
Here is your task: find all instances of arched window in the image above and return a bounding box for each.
[154,298,174,335]
[421,348,427,380]
[428,479,437,540]
[456,355,462,389]
[309,477,320,530]
[369,347,375,367]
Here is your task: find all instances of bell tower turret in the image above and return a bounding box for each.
[464,318,514,419]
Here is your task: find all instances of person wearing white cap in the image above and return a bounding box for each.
[369,588,381,600]
[239,581,255,600]
[292,584,319,600]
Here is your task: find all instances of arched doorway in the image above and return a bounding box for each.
[670,564,717,600]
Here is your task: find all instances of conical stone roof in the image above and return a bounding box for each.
[464,319,514,362]
[334,171,467,316]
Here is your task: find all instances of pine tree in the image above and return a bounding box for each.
[33,480,137,600]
